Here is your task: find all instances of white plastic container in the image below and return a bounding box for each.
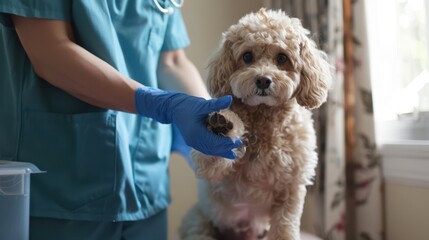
[0,160,43,240]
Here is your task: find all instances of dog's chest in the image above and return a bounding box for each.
[228,104,304,184]
[234,111,293,162]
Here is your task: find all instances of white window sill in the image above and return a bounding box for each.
[382,141,429,188]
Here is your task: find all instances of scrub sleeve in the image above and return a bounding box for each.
[0,0,190,235]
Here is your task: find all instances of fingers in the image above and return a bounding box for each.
[188,123,242,159]
[207,135,243,159]
[218,150,238,160]
[201,95,232,114]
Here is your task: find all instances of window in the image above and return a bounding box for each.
[367,0,429,143]
[367,0,429,187]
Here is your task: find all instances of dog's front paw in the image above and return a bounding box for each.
[206,109,246,158]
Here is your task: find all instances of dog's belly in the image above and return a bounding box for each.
[213,202,271,240]
[198,179,272,240]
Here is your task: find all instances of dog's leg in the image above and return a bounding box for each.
[268,185,307,240]
[191,150,235,182]
[179,204,218,240]
[191,109,246,182]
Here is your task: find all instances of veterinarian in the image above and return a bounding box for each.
[0,0,242,239]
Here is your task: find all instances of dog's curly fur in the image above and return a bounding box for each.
[179,8,332,240]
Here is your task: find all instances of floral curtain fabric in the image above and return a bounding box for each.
[269,0,384,239]
[349,0,384,239]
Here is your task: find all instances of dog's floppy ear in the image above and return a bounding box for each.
[207,39,235,97]
[294,35,332,109]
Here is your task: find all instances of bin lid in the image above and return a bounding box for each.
[0,160,44,175]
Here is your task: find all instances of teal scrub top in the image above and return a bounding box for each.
[0,0,190,221]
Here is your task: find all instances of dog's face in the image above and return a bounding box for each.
[208,8,332,109]
[227,38,298,107]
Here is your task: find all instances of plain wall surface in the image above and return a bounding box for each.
[167,1,265,239]
[385,183,429,240]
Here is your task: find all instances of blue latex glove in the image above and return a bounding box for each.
[171,124,194,168]
[135,86,242,159]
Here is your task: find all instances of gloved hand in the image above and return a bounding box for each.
[135,86,242,159]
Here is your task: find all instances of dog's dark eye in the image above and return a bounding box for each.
[277,53,288,64]
[242,52,254,64]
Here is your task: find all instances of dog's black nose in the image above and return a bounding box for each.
[255,77,272,89]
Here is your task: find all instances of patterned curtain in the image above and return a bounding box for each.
[268,1,384,240]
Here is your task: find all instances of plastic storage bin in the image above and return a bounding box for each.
[0,160,43,240]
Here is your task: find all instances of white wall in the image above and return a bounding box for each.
[167,1,265,240]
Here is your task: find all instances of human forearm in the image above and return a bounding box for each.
[12,16,141,113]
[36,41,141,112]
[157,50,211,99]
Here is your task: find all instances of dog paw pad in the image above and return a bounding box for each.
[207,112,234,136]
